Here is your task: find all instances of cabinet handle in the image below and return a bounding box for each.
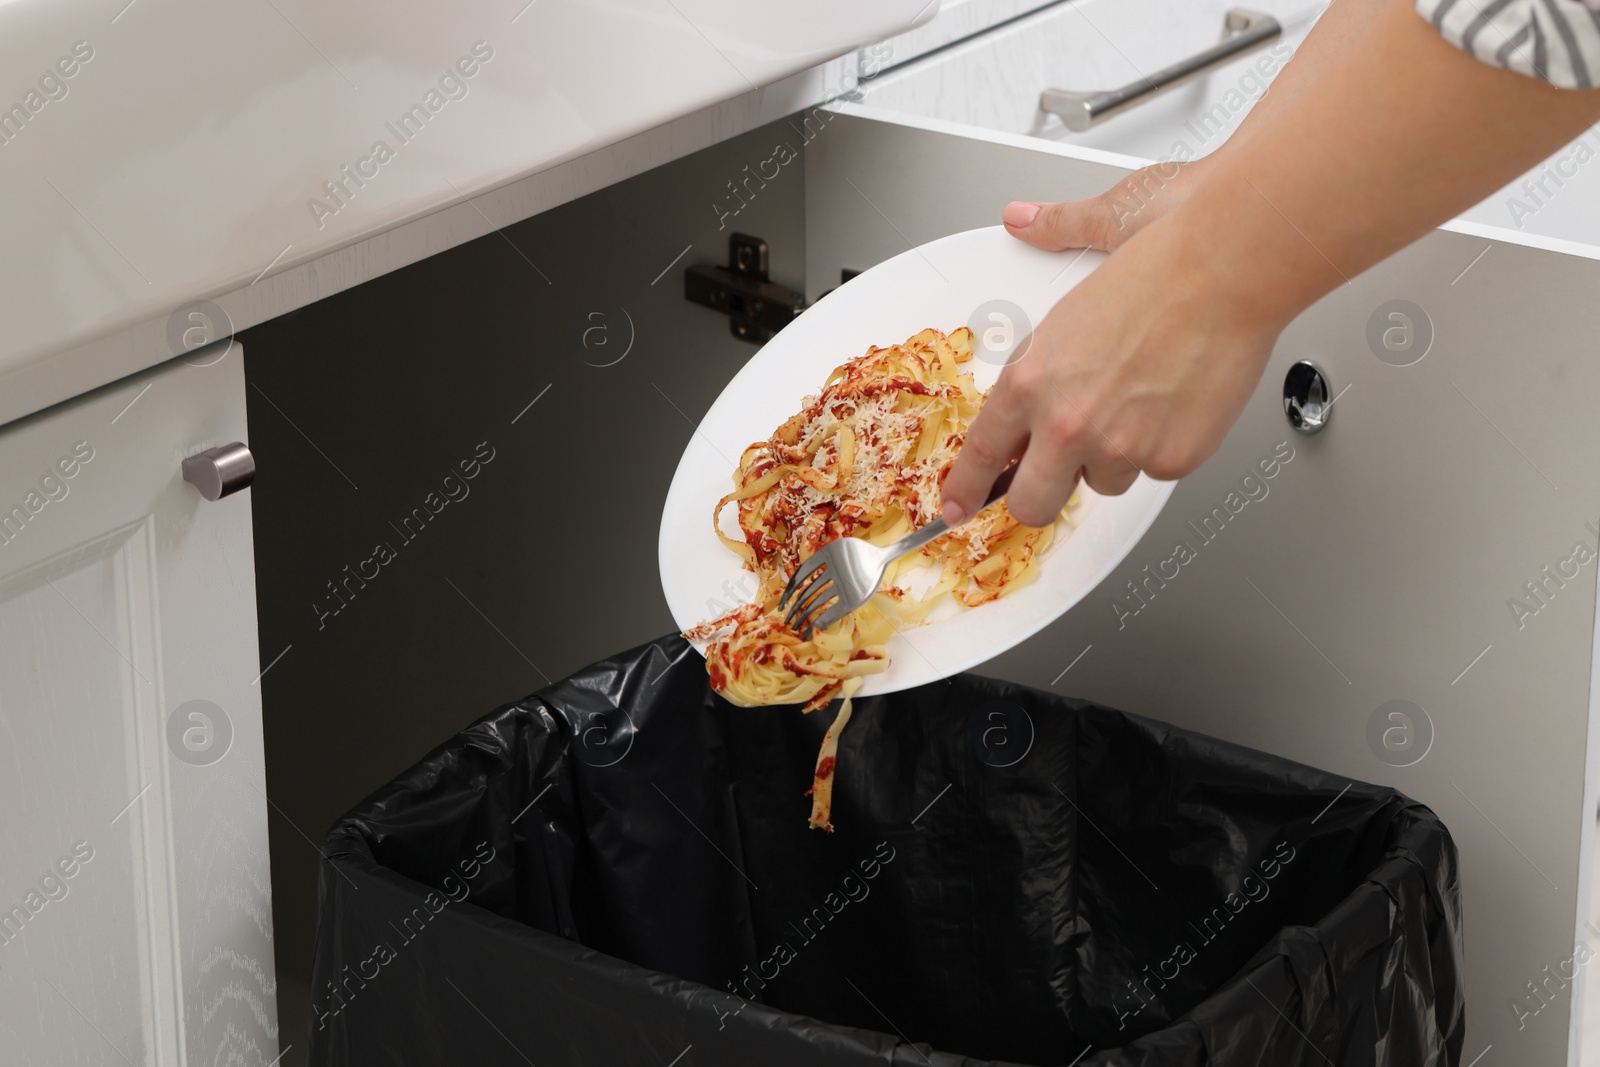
[1039,8,1282,133]
[182,442,255,500]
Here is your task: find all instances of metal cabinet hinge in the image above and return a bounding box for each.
[684,233,807,344]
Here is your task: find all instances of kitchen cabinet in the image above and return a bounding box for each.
[851,3,1600,1055]
[0,348,275,1064]
[230,92,1600,1066]
[805,104,1600,1067]
[7,1,1600,1064]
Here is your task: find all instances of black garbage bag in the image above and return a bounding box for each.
[309,634,1464,1067]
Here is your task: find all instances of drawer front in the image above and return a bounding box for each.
[858,0,1600,250]
[857,0,1320,160]
[809,108,1600,1066]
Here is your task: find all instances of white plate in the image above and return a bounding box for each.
[658,225,1175,696]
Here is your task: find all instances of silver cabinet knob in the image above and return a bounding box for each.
[182,442,255,500]
[1283,360,1333,434]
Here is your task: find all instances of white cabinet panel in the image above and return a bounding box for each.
[856,0,1600,248]
[857,0,1324,160]
[0,348,275,1065]
[859,0,1070,74]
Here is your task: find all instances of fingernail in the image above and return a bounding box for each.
[941,502,967,526]
[1002,201,1041,228]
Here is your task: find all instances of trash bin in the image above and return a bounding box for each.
[309,634,1464,1067]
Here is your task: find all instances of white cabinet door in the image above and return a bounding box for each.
[0,346,276,1065]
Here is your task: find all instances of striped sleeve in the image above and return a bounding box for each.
[1416,0,1600,87]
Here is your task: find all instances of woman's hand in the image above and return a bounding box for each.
[939,159,1245,529]
[941,0,1600,529]
[998,159,1205,254]
[940,208,1283,527]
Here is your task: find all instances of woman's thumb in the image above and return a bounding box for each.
[1001,198,1118,252]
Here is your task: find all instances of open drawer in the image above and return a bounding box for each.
[857,0,1600,247]
[804,103,1600,1067]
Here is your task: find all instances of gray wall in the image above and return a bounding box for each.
[240,118,809,1065]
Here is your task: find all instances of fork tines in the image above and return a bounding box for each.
[778,552,825,611]
[779,557,835,638]
[786,579,836,638]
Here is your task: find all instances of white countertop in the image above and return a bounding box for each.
[0,0,934,427]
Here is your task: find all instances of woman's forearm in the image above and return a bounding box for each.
[951,0,1600,526]
[1216,0,1391,156]
[1180,0,1600,331]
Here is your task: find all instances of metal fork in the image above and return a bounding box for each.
[778,467,1018,638]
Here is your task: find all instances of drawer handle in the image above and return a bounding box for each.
[182,442,255,501]
[1040,8,1282,133]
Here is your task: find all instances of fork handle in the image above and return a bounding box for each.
[892,466,1018,559]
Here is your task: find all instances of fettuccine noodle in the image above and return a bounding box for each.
[685,327,1076,830]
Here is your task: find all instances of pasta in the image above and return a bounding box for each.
[684,326,1076,831]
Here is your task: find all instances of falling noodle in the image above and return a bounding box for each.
[684,326,1076,831]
